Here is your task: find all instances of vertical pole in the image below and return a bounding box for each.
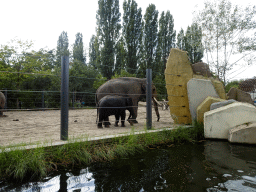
[146,69,152,130]
[61,56,69,140]
[42,90,44,109]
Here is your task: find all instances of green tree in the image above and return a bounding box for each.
[184,23,204,64]
[194,0,256,85]
[73,33,85,64]
[139,4,158,78]
[156,11,176,74]
[56,31,69,68]
[89,35,101,69]
[177,28,185,50]
[96,0,121,79]
[114,37,126,75]
[123,0,143,75]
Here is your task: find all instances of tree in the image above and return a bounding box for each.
[194,0,256,85]
[184,23,204,64]
[139,4,158,78]
[114,37,126,75]
[73,33,85,64]
[96,0,121,79]
[123,0,143,74]
[157,11,176,74]
[176,28,185,50]
[89,35,101,68]
[56,31,69,68]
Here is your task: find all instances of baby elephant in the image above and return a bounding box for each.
[97,95,134,128]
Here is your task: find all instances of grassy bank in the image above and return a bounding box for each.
[0,122,204,182]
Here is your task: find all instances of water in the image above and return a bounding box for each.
[1,140,256,192]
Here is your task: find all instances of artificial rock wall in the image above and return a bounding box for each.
[165,48,226,124]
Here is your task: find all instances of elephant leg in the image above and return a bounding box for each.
[130,105,138,124]
[97,114,103,128]
[104,117,110,128]
[121,110,126,127]
[115,114,119,127]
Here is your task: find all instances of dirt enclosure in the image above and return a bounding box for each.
[0,102,174,147]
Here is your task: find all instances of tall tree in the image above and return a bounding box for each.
[89,35,101,69]
[177,28,185,50]
[114,37,126,75]
[184,23,204,64]
[157,11,176,74]
[96,0,121,79]
[140,4,158,78]
[123,0,143,74]
[56,31,69,68]
[73,33,85,64]
[194,0,256,85]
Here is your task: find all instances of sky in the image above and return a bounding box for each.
[0,0,255,81]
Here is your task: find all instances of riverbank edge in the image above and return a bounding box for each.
[0,122,204,182]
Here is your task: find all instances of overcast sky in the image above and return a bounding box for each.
[0,0,255,81]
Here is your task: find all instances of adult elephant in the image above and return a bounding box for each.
[96,77,160,123]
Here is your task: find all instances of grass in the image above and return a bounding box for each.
[0,122,204,182]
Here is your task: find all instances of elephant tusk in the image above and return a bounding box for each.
[153,97,162,106]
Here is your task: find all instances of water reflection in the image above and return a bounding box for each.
[1,141,256,192]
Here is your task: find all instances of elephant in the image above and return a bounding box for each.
[0,91,6,117]
[96,77,160,124]
[97,95,135,128]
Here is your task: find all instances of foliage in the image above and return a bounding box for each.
[114,37,126,75]
[177,28,185,50]
[139,4,159,79]
[96,0,121,79]
[225,80,240,93]
[73,33,86,64]
[184,23,204,64]
[153,75,167,100]
[56,31,69,68]
[123,0,143,75]
[0,124,205,182]
[194,0,256,85]
[112,69,136,79]
[177,23,204,64]
[156,11,176,74]
[93,73,107,90]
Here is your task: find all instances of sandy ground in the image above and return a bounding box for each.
[0,102,174,147]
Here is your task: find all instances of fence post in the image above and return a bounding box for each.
[4,89,7,109]
[146,69,152,130]
[61,56,69,140]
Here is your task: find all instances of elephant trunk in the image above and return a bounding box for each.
[153,97,160,122]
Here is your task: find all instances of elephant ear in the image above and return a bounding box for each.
[141,83,147,94]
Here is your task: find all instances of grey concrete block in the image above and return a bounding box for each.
[187,78,219,120]
[210,99,237,110]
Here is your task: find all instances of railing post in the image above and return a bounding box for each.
[146,69,152,130]
[61,56,69,140]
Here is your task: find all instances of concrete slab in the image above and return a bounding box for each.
[197,96,225,123]
[210,99,237,110]
[228,123,256,144]
[187,78,220,121]
[204,102,256,139]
